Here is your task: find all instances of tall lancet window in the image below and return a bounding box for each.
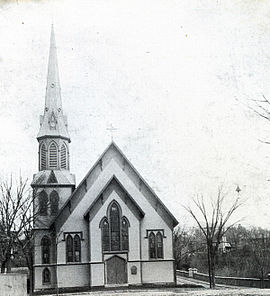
[66,235,74,262]
[49,142,58,169]
[74,234,81,262]
[101,218,110,251]
[60,144,68,169]
[41,236,50,264]
[39,191,48,216]
[149,232,156,259]
[50,190,59,216]
[40,143,47,170]
[156,232,163,259]
[110,203,121,251]
[121,217,129,251]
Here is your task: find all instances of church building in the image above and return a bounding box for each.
[31,26,178,292]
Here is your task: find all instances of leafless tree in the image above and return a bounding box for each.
[173,226,204,270]
[241,95,270,144]
[184,186,243,288]
[0,176,41,294]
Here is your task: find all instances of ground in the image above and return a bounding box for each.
[44,276,270,296]
[44,288,270,295]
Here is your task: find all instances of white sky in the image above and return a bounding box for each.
[1,0,270,228]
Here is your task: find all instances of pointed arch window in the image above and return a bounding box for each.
[60,144,68,169]
[121,217,129,251]
[74,235,81,262]
[39,191,48,216]
[148,230,164,259]
[41,236,50,264]
[99,202,130,252]
[50,191,59,216]
[40,143,47,170]
[149,232,156,259]
[110,203,120,251]
[49,142,58,169]
[156,232,163,258]
[66,235,74,262]
[42,268,51,284]
[101,218,110,252]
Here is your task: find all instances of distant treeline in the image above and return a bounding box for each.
[174,224,270,279]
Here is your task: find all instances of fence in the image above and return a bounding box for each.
[177,269,270,288]
[0,273,27,296]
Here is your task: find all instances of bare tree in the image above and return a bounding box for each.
[184,186,242,288]
[0,176,40,294]
[173,226,204,270]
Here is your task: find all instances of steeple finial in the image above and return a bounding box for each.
[37,25,70,142]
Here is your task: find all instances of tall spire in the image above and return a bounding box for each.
[37,25,70,142]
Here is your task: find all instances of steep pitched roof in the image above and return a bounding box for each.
[31,170,75,187]
[50,141,178,229]
[37,25,70,142]
[83,176,145,220]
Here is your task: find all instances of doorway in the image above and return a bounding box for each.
[106,255,127,285]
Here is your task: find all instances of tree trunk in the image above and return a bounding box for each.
[261,269,264,289]
[207,244,212,288]
[211,253,216,289]
[1,261,6,273]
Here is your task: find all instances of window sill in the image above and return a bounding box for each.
[103,250,128,254]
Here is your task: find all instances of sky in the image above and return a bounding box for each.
[0,0,270,228]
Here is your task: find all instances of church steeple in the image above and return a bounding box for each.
[37,25,70,142]
[36,26,71,172]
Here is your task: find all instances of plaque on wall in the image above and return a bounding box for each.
[131,266,137,275]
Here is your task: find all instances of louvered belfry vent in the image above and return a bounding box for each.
[61,144,67,169]
[49,142,58,169]
[40,144,47,170]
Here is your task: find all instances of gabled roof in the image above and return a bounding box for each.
[50,141,178,229]
[83,175,145,220]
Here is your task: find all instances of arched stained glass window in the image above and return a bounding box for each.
[66,235,73,262]
[40,143,47,170]
[42,268,51,284]
[41,236,50,264]
[50,191,59,216]
[121,217,129,251]
[156,232,163,259]
[49,142,58,169]
[149,232,156,259]
[110,203,120,251]
[60,144,68,169]
[39,191,48,216]
[74,234,81,262]
[101,219,110,251]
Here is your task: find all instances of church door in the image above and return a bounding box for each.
[106,256,127,284]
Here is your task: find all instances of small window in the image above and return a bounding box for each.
[74,235,81,262]
[42,268,51,284]
[40,144,47,170]
[49,142,58,169]
[66,235,74,262]
[50,190,59,216]
[41,236,50,264]
[149,232,156,259]
[39,191,48,216]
